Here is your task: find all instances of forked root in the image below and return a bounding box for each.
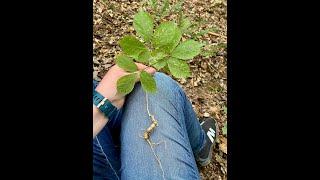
[146,139,165,180]
[138,92,166,180]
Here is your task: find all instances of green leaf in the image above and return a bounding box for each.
[172,0,184,13]
[200,44,218,58]
[160,0,170,18]
[152,21,182,53]
[171,40,202,60]
[167,57,190,78]
[179,17,192,33]
[149,0,157,10]
[223,106,227,114]
[150,58,167,70]
[116,73,137,95]
[162,64,170,74]
[137,50,151,63]
[151,49,167,60]
[140,71,157,93]
[200,43,227,58]
[133,11,154,42]
[222,122,227,136]
[119,36,147,59]
[149,50,168,70]
[115,54,138,72]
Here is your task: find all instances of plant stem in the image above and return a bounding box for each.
[141,61,160,72]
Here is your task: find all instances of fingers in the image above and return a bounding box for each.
[135,63,156,75]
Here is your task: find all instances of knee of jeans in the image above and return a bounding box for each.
[127,72,184,104]
[154,72,183,96]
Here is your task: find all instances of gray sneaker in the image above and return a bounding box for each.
[196,117,218,166]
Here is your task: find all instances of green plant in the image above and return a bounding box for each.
[222,121,227,136]
[115,10,203,95]
[223,106,227,114]
[148,0,157,10]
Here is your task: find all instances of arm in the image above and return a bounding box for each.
[93,105,108,137]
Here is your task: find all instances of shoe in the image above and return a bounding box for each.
[196,117,218,166]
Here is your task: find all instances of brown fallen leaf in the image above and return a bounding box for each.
[210,106,219,114]
[219,137,227,154]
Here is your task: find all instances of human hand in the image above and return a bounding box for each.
[95,63,156,109]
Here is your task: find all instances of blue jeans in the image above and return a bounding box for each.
[93,73,206,180]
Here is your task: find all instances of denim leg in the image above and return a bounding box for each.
[120,72,205,180]
[93,129,121,180]
[93,80,123,180]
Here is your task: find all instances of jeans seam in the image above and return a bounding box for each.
[106,108,117,125]
[174,85,196,156]
[95,137,120,180]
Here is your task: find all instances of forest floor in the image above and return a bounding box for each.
[93,0,227,179]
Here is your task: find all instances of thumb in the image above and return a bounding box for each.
[135,63,157,75]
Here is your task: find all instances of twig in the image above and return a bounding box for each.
[208,31,227,39]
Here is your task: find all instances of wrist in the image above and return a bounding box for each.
[93,105,108,126]
[95,87,116,104]
[93,89,118,118]
[95,88,121,108]
[93,105,104,118]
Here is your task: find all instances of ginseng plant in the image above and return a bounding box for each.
[115,10,202,95]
